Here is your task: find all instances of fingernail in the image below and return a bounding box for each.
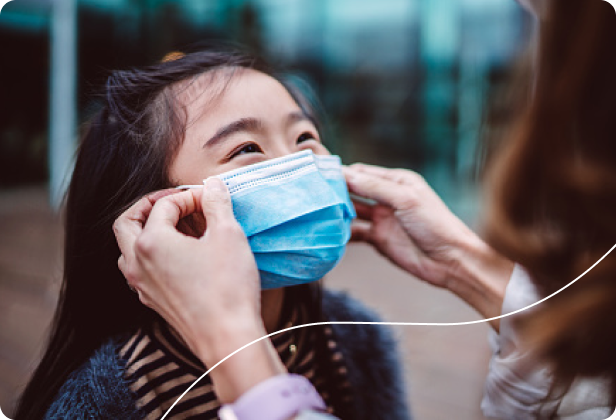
[204,177,226,192]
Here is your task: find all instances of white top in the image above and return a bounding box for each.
[482,265,614,419]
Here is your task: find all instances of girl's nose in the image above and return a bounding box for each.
[268,138,297,159]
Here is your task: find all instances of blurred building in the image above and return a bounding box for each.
[0,0,531,206]
[0,1,533,417]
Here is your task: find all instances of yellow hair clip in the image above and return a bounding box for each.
[161,51,185,63]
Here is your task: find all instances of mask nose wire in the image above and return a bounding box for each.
[175,150,317,191]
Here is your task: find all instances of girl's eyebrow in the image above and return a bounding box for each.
[203,118,263,148]
[287,111,311,126]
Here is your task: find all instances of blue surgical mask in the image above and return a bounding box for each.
[213,150,356,289]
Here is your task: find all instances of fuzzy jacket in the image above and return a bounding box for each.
[44,290,412,420]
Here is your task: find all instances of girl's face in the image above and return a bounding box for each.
[169,68,329,186]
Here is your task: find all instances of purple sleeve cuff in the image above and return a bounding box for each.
[219,374,327,420]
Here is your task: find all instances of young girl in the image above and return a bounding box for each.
[15,49,411,420]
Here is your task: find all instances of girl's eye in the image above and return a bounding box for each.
[297,132,316,144]
[230,143,263,159]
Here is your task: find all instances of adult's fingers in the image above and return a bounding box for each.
[200,177,236,230]
[117,255,127,277]
[353,200,375,221]
[344,167,414,210]
[113,189,179,248]
[113,194,158,263]
[145,189,202,231]
[117,254,139,288]
[351,221,373,244]
[114,189,180,282]
[347,163,422,186]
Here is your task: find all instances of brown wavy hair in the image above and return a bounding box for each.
[485,0,616,404]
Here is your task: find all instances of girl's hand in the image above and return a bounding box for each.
[112,178,285,402]
[344,164,513,328]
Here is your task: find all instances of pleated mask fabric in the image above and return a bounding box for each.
[211,150,356,289]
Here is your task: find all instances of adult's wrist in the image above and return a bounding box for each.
[212,339,287,403]
[447,234,514,331]
[193,314,268,367]
[193,317,287,403]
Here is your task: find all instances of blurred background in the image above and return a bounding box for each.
[0,0,532,418]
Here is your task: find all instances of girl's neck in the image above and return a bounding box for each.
[260,288,286,334]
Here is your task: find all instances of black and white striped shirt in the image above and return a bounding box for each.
[118,305,353,419]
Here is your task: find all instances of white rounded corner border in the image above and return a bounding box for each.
[0,0,13,15]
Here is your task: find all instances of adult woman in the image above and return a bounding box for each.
[344,0,616,417]
[114,0,616,419]
[15,50,410,419]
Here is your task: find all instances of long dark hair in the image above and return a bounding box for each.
[15,48,325,419]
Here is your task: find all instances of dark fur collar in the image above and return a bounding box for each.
[45,290,412,420]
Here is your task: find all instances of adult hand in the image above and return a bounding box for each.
[113,178,285,402]
[344,164,513,327]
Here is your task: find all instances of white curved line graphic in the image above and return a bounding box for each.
[603,0,616,13]
[161,244,616,419]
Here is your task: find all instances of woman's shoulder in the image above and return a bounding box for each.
[44,338,142,420]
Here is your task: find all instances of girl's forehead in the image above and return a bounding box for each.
[178,68,300,122]
[172,67,242,108]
